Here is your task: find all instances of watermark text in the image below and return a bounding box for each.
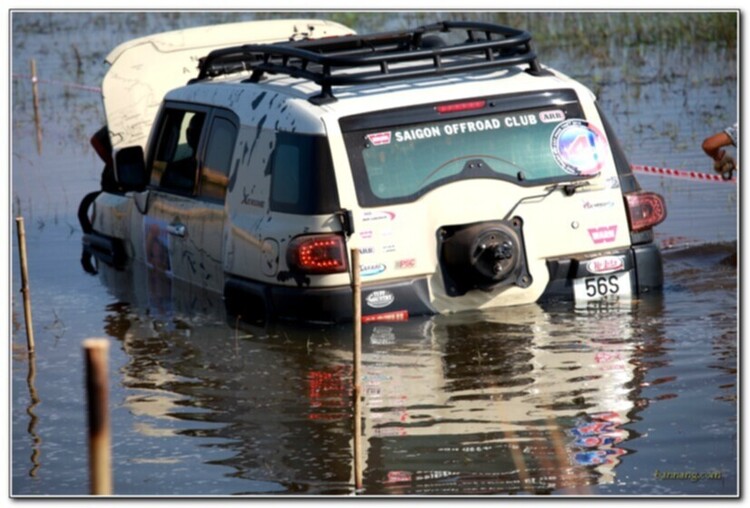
[653,469,722,482]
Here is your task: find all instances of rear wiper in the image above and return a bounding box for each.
[420,154,530,187]
[502,179,591,221]
[545,180,591,196]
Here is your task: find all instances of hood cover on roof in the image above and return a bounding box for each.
[102,19,354,151]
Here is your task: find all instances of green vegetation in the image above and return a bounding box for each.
[12,11,737,50]
[253,11,738,49]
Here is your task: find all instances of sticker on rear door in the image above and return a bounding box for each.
[539,109,566,123]
[360,263,387,277]
[550,119,608,176]
[366,132,392,146]
[588,225,618,244]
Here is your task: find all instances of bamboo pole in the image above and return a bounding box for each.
[84,339,112,495]
[15,217,35,354]
[30,59,42,154]
[351,248,363,491]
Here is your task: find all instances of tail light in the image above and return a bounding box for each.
[287,234,348,274]
[624,191,667,232]
[435,100,486,114]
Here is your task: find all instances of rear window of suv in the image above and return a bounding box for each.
[341,89,601,207]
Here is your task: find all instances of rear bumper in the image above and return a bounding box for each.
[226,243,663,323]
[540,242,663,300]
[85,234,662,323]
[225,276,436,324]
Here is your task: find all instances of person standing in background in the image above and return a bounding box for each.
[702,123,737,178]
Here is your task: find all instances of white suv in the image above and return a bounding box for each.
[81,19,667,323]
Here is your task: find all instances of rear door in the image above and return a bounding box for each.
[139,102,238,292]
[338,89,632,307]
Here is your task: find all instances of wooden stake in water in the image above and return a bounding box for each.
[84,339,112,495]
[350,248,363,491]
[30,59,42,154]
[16,217,35,354]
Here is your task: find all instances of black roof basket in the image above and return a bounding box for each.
[193,20,547,104]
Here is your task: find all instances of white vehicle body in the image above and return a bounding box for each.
[83,20,666,323]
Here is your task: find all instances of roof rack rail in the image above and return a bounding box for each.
[193,21,547,104]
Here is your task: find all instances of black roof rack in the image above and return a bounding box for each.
[193,21,547,104]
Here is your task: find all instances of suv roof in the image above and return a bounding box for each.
[163,21,595,125]
[193,21,545,103]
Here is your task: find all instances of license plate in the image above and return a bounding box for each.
[573,271,632,302]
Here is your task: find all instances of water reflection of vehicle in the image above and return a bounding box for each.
[90,253,663,495]
[354,303,652,494]
[92,255,357,493]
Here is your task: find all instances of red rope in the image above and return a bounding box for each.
[631,164,736,184]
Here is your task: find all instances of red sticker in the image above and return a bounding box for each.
[588,225,618,244]
[587,255,625,274]
[362,310,409,323]
[395,258,416,269]
[366,132,392,146]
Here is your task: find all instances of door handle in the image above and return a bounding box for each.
[167,222,186,237]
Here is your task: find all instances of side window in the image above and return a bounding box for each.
[269,132,340,214]
[270,141,301,206]
[150,108,206,195]
[199,115,237,202]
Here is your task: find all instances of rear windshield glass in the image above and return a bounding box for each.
[342,91,601,206]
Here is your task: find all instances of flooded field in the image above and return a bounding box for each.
[10,12,738,496]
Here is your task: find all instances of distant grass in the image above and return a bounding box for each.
[492,12,736,48]
[12,11,737,49]
[254,11,738,49]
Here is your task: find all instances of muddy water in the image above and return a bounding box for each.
[10,13,737,496]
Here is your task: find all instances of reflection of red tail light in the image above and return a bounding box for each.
[386,471,413,484]
[624,191,667,232]
[307,366,351,421]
